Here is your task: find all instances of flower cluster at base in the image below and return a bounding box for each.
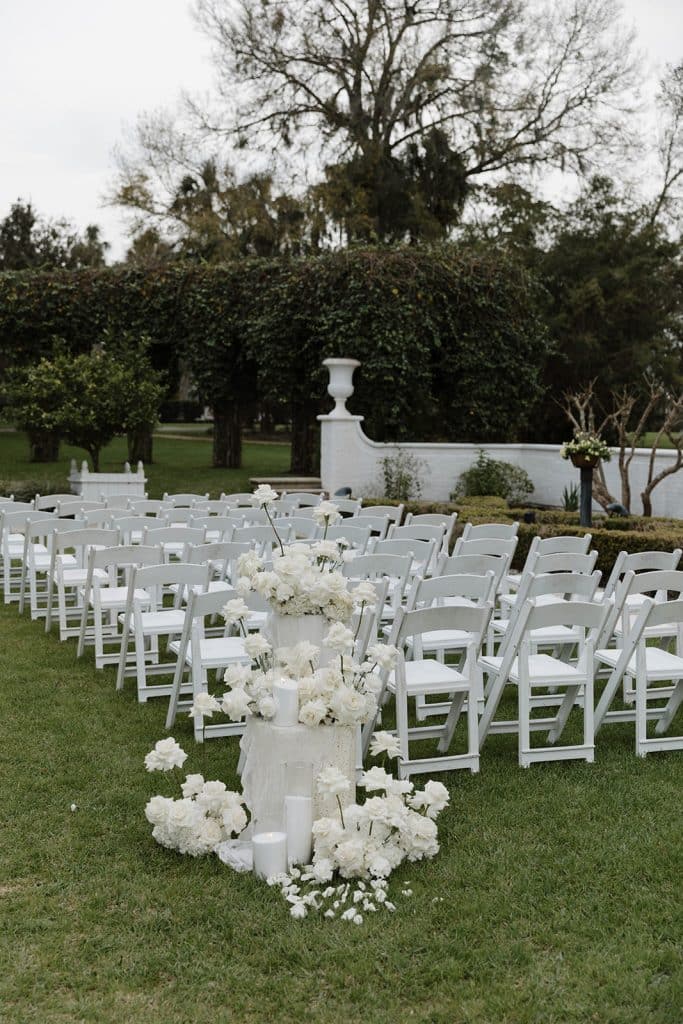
[144,740,247,857]
[560,432,611,462]
[212,610,398,728]
[267,756,449,923]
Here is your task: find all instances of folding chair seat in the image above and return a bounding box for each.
[116,562,210,701]
[165,588,251,741]
[502,534,592,594]
[1,509,55,604]
[143,525,207,561]
[45,526,119,640]
[77,545,163,668]
[479,599,610,766]
[374,604,493,778]
[357,503,404,525]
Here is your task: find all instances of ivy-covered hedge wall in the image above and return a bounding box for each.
[0,247,551,471]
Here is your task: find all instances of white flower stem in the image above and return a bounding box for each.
[264,503,285,557]
[336,794,346,829]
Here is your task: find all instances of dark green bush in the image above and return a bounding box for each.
[452,450,534,504]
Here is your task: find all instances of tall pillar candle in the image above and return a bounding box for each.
[284,795,314,867]
[273,678,300,727]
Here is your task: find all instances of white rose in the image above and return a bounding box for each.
[244,634,272,659]
[324,622,355,653]
[252,484,279,506]
[359,766,391,792]
[367,643,398,671]
[144,795,173,826]
[188,692,221,719]
[312,501,342,526]
[299,699,328,727]
[223,663,252,689]
[369,731,402,760]
[236,551,263,578]
[144,737,187,772]
[222,598,250,624]
[257,695,277,719]
[316,764,351,798]
[352,580,377,605]
[221,688,254,720]
[312,540,340,560]
[180,773,205,798]
[409,779,450,818]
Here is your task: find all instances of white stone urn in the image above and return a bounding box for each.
[323,358,360,418]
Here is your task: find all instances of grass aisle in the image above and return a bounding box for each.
[0,605,681,1023]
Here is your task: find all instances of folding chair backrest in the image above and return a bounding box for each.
[34,494,73,510]
[189,585,240,620]
[220,492,256,506]
[373,538,436,566]
[351,578,389,660]
[189,516,236,539]
[388,523,447,544]
[343,514,389,538]
[54,526,120,558]
[162,507,198,525]
[334,498,362,516]
[601,548,683,601]
[128,499,166,515]
[162,493,209,506]
[274,516,319,539]
[342,552,413,582]
[90,543,163,573]
[104,495,133,510]
[326,523,372,549]
[435,552,508,588]
[240,507,270,526]
[459,522,519,543]
[394,602,493,648]
[233,523,293,548]
[529,550,598,576]
[357,504,404,524]
[58,499,109,515]
[523,598,608,634]
[406,571,497,611]
[453,536,518,560]
[143,526,207,548]
[280,491,323,508]
[81,508,114,528]
[404,512,458,529]
[129,561,210,607]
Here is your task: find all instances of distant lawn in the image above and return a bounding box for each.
[0,598,681,1023]
[0,430,292,498]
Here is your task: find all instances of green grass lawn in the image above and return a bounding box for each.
[1,597,681,1024]
[0,430,292,499]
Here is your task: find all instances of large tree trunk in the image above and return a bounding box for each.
[127,427,153,465]
[90,447,101,472]
[212,405,242,468]
[27,430,60,462]
[290,403,319,475]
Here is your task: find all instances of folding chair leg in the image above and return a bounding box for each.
[655,681,683,735]
[547,687,581,744]
[436,692,466,754]
[635,668,648,757]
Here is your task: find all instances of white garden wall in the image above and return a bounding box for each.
[318,361,683,517]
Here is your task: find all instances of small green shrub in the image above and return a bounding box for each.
[379,451,427,501]
[452,451,534,504]
[562,483,579,512]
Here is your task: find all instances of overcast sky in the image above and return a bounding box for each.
[1,0,681,261]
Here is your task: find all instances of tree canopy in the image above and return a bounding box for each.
[0,201,109,272]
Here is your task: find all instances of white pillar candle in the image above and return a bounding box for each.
[273,678,300,727]
[252,831,288,879]
[284,795,314,867]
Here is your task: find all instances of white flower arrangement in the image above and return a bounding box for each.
[560,432,611,462]
[266,757,449,922]
[214,628,398,728]
[144,741,248,857]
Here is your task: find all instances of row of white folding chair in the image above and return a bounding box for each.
[1,509,59,604]
[497,551,599,617]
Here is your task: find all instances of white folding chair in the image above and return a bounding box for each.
[273,516,320,540]
[56,500,107,516]
[77,545,163,668]
[479,598,610,766]
[280,491,323,509]
[357,503,404,525]
[503,534,592,593]
[1,509,55,604]
[498,550,598,613]
[116,561,210,701]
[435,552,509,593]
[34,493,74,511]
[189,516,237,543]
[594,596,683,757]
[232,523,294,556]
[458,521,519,544]
[220,492,256,507]
[597,549,682,605]
[342,552,413,625]
[19,517,82,619]
[404,511,458,551]
[326,523,372,552]
[165,588,251,740]
[103,494,135,510]
[45,526,119,640]
[143,525,207,561]
[128,499,167,515]
[334,497,363,516]
[372,537,437,581]
[384,603,493,778]
[162,492,209,507]
[344,513,390,540]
